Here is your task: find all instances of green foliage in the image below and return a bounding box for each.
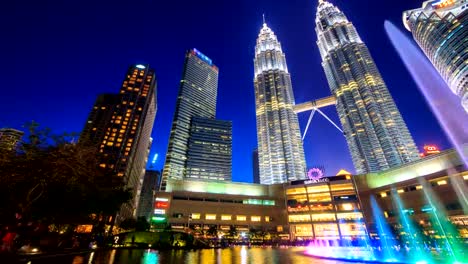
[207,225,217,237]
[0,122,132,226]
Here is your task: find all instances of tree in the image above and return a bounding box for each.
[207,225,218,238]
[135,217,150,231]
[119,218,137,231]
[0,122,132,229]
[228,225,237,240]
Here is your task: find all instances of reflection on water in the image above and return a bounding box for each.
[29,247,365,264]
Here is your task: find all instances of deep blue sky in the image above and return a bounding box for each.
[1,0,450,182]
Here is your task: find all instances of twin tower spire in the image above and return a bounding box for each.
[254,0,419,184]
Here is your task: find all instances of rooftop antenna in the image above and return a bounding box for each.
[263,13,266,25]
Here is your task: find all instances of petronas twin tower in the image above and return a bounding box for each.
[254,0,419,184]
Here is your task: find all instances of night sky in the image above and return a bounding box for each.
[1,0,450,183]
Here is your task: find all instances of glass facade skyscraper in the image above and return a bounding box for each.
[316,1,419,174]
[186,117,232,181]
[161,49,224,190]
[403,0,468,112]
[254,22,307,184]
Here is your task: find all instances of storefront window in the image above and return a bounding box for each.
[311,213,336,222]
[339,223,367,237]
[286,187,307,195]
[337,212,363,220]
[293,224,313,237]
[308,192,332,202]
[289,214,311,223]
[313,223,339,238]
[307,185,330,193]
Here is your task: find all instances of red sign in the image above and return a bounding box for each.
[421,145,441,157]
[155,202,168,208]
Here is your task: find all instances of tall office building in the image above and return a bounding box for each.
[316,0,419,174]
[136,170,161,221]
[186,117,232,181]
[403,0,468,112]
[252,148,260,184]
[161,49,221,190]
[81,64,157,220]
[0,128,23,152]
[254,22,307,184]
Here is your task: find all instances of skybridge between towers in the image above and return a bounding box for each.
[293,95,344,140]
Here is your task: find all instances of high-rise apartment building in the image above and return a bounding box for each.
[81,64,157,220]
[0,128,23,152]
[186,117,232,181]
[403,0,468,112]
[161,49,224,190]
[254,22,307,184]
[315,0,419,174]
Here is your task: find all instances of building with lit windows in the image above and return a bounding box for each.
[186,117,232,182]
[80,64,157,220]
[153,179,288,237]
[152,147,468,242]
[254,21,307,184]
[161,49,228,190]
[316,0,420,174]
[285,173,367,240]
[403,0,468,112]
[0,128,23,152]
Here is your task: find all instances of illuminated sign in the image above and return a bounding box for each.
[421,144,441,157]
[193,48,213,65]
[307,167,324,180]
[154,209,165,214]
[304,178,330,184]
[431,0,455,9]
[155,197,168,202]
[155,202,168,208]
[151,216,166,222]
[136,64,146,69]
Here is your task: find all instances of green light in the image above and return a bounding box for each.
[152,216,165,222]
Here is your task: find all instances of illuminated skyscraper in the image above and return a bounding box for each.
[403,0,468,112]
[186,117,232,181]
[81,64,157,220]
[254,22,307,184]
[161,49,223,190]
[316,1,419,174]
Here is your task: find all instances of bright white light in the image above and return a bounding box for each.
[155,197,168,202]
[152,153,158,164]
[136,64,146,69]
[154,209,165,214]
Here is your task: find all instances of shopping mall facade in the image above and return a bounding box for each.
[153,148,468,241]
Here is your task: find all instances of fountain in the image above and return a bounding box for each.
[383,21,468,167]
[303,21,468,264]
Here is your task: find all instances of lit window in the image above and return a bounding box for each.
[464,175,468,180]
[191,213,200,220]
[236,215,246,221]
[265,216,270,222]
[311,213,336,222]
[416,185,423,190]
[205,214,216,220]
[288,214,311,223]
[99,163,106,168]
[117,172,124,177]
[380,192,387,198]
[221,215,231,221]
[106,142,114,146]
[251,216,261,222]
[437,180,447,186]
[397,189,405,194]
